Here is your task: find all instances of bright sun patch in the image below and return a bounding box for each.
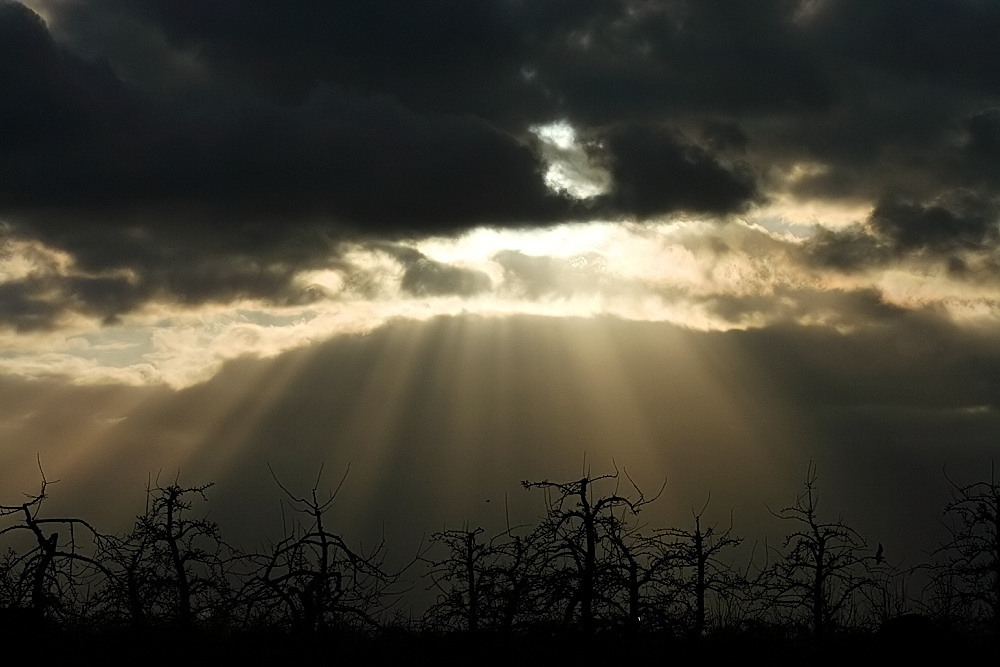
[530,121,611,200]
[416,223,619,264]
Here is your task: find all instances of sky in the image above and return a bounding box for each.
[2,0,1000,597]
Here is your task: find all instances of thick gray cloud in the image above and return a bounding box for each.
[0,277,69,331]
[5,0,1000,310]
[965,108,1000,166]
[870,194,1000,252]
[806,191,1000,272]
[0,3,573,254]
[805,225,894,272]
[593,122,759,218]
[0,272,146,329]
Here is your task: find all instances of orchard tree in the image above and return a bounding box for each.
[600,493,677,634]
[422,518,602,634]
[486,521,559,632]
[661,499,743,636]
[0,463,109,622]
[523,468,659,632]
[934,467,999,635]
[769,464,878,637]
[105,478,239,629]
[423,527,491,633]
[252,466,393,634]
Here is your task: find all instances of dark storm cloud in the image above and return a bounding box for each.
[593,122,759,218]
[0,0,573,316]
[964,108,1000,165]
[755,0,1000,206]
[0,3,573,261]
[0,256,322,331]
[524,0,831,124]
[0,33,567,234]
[0,277,69,331]
[3,1,778,233]
[46,0,535,118]
[0,2,137,150]
[805,191,1000,272]
[805,225,893,273]
[870,194,1000,252]
[0,226,339,330]
[700,120,749,155]
[5,0,1000,313]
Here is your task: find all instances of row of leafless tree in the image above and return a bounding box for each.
[0,464,392,634]
[1,461,997,640]
[425,463,1000,640]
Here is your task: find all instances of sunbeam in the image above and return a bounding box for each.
[4,1,1000,646]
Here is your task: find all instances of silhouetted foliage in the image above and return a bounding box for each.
[934,466,1000,635]
[660,499,744,636]
[767,463,878,637]
[423,527,490,632]
[249,466,393,634]
[0,463,109,623]
[422,515,565,634]
[523,468,658,632]
[1,455,999,660]
[104,478,239,629]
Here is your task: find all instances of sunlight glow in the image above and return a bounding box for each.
[750,197,873,234]
[530,121,611,199]
[5,212,1000,389]
[417,223,617,263]
[533,121,577,151]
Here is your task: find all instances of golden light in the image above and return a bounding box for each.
[530,120,611,200]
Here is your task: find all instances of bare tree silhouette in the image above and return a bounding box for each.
[768,463,878,637]
[523,468,659,633]
[934,465,1000,636]
[660,498,744,636]
[3,456,998,652]
[251,465,393,634]
[602,495,674,635]
[104,477,239,629]
[486,520,557,633]
[0,461,109,625]
[421,510,562,635]
[423,526,490,633]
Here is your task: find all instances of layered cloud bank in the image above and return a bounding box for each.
[2,0,1000,389]
[3,214,1000,388]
